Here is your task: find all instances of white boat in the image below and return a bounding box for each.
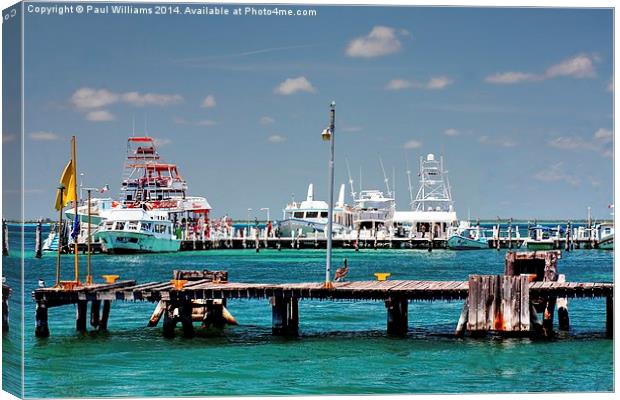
[523,225,558,250]
[395,153,458,239]
[277,184,352,237]
[447,222,489,250]
[596,222,614,250]
[352,189,395,238]
[94,208,180,254]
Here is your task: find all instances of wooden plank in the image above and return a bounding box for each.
[519,275,530,331]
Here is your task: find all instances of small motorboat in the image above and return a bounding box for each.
[447,224,489,250]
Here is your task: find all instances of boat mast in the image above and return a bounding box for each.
[379,157,392,197]
[345,158,357,201]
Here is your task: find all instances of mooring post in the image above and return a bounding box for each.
[162,303,177,338]
[35,302,50,338]
[542,297,556,338]
[386,296,408,336]
[35,220,42,258]
[179,301,194,338]
[90,300,101,328]
[271,296,299,336]
[202,300,226,329]
[99,300,111,331]
[565,221,571,252]
[2,219,8,257]
[455,301,469,337]
[606,296,613,339]
[556,274,569,331]
[76,300,88,332]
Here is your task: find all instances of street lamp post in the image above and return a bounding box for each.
[322,101,336,289]
[247,208,252,237]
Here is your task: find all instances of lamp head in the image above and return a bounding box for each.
[321,128,332,141]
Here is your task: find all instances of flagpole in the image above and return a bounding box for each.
[72,136,80,284]
[55,186,64,287]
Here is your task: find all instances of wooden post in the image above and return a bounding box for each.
[35,220,42,258]
[90,300,101,328]
[565,221,571,252]
[2,219,8,257]
[455,301,469,337]
[271,296,299,336]
[162,303,177,338]
[99,300,111,331]
[202,300,226,329]
[76,300,87,332]
[35,302,50,338]
[148,300,166,327]
[606,296,613,339]
[556,274,569,331]
[386,296,408,335]
[542,297,556,338]
[179,301,194,338]
[508,218,513,249]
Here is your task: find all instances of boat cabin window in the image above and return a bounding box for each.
[141,222,153,232]
[105,221,114,230]
[128,221,139,231]
[115,222,126,231]
[320,212,328,218]
[293,212,304,218]
[306,212,319,218]
[154,224,167,234]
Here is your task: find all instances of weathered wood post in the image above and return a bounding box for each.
[35,220,43,258]
[162,303,177,338]
[76,300,88,332]
[556,274,569,331]
[148,300,166,327]
[35,302,50,338]
[271,296,299,336]
[2,219,9,257]
[606,296,613,339]
[508,218,513,249]
[496,218,501,251]
[202,300,226,329]
[179,301,194,338]
[385,296,408,335]
[99,300,111,331]
[90,300,101,328]
[2,284,10,333]
[564,221,571,252]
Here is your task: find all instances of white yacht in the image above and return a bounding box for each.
[352,190,396,239]
[277,184,353,237]
[596,222,614,250]
[94,208,180,253]
[395,153,458,239]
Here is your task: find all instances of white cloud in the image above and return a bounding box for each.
[85,110,116,122]
[196,119,217,126]
[121,92,183,107]
[485,72,538,84]
[594,128,613,142]
[71,88,119,109]
[485,54,597,85]
[260,116,275,125]
[268,135,287,143]
[545,54,595,79]
[426,76,453,90]
[274,76,316,95]
[385,76,453,91]
[534,162,580,186]
[346,26,403,58]
[342,126,363,133]
[201,95,216,108]
[29,131,59,141]
[71,87,183,109]
[478,135,517,147]
[443,128,460,137]
[385,79,414,90]
[403,139,422,149]
[548,136,592,150]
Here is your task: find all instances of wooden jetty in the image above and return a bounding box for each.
[32,252,613,339]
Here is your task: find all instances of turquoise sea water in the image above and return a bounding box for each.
[2,225,614,397]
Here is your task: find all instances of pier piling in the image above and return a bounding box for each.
[271,296,299,336]
[2,219,8,257]
[99,300,111,331]
[35,220,42,258]
[76,300,88,332]
[35,303,50,338]
[90,300,101,328]
[386,296,408,335]
[556,274,569,331]
[606,296,613,339]
[2,284,10,333]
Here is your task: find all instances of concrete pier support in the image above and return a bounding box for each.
[35,302,49,338]
[386,296,408,335]
[271,296,298,336]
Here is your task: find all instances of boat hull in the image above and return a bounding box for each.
[277,219,346,237]
[525,241,556,250]
[598,235,614,250]
[95,231,180,253]
[447,235,488,250]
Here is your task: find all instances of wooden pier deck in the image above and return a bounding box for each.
[32,276,613,338]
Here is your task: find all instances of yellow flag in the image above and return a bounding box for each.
[54,160,76,211]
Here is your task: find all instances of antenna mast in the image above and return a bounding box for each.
[345,158,357,201]
[379,157,392,197]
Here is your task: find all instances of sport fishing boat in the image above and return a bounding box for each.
[447,222,489,250]
[94,208,180,253]
[352,189,396,239]
[277,183,353,237]
[596,222,614,250]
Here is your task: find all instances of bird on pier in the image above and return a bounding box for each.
[38,279,45,288]
[334,258,349,282]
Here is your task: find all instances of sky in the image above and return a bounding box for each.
[8,4,614,220]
